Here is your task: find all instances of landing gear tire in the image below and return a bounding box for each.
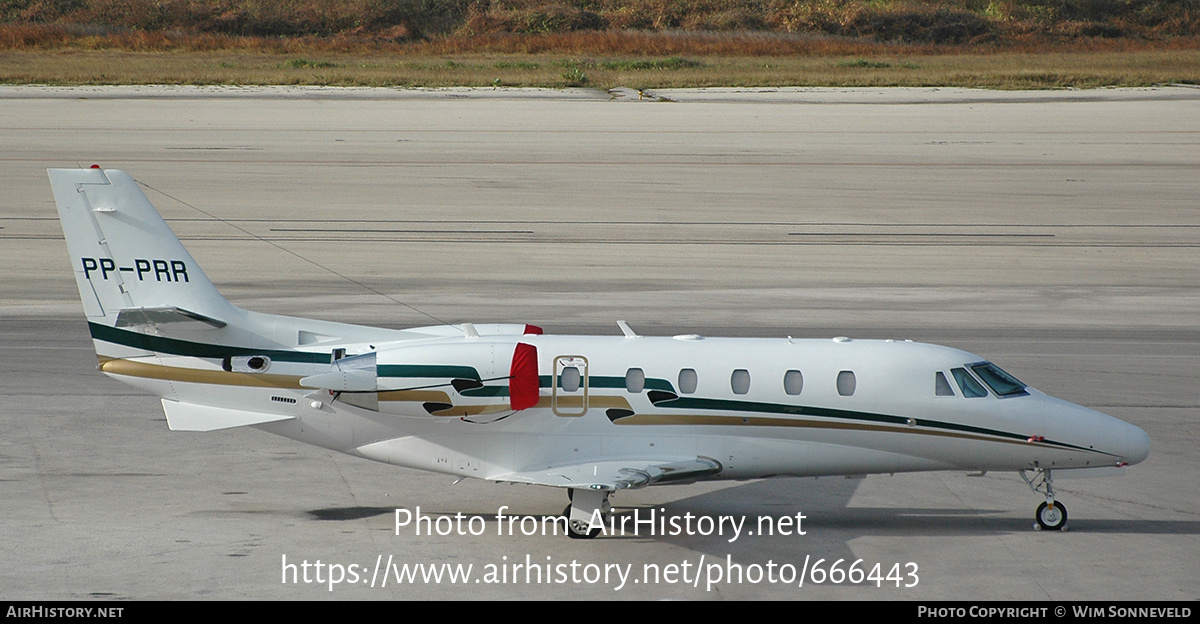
[568,521,601,539]
[1035,500,1068,531]
[564,488,608,539]
[563,506,600,539]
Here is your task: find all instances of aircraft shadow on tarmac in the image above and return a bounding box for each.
[307,506,397,521]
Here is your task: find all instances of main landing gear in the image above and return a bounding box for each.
[1021,468,1068,531]
[562,488,610,539]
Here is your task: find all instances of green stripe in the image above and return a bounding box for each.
[659,396,1031,442]
[460,385,508,398]
[540,374,674,392]
[89,322,1099,455]
[660,396,906,425]
[88,322,331,364]
[90,323,485,381]
[651,395,1100,454]
[377,364,481,381]
[538,372,1057,450]
[644,378,675,391]
[588,376,674,391]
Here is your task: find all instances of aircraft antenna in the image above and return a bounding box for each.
[136,180,455,327]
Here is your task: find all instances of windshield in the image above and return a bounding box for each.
[970,362,1028,397]
[951,368,987,398]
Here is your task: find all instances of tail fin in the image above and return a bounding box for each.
[48,168,236,329]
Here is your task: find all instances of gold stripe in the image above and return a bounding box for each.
[99,357,303,389]
[612,413,1037,448]
[538,396,631,409]
[428,404,515,417]
[591,396,632,409]
[378,390,452,403]
[428,395,633,415]
[96,358,519,410]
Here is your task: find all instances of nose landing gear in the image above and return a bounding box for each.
[1021,468,1068,531]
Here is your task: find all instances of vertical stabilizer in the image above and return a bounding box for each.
[48,168,235,327]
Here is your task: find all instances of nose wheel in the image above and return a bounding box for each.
[1035,500,1068,531]
[1021,469,1069,531]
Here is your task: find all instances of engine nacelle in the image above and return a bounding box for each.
[298,337,540,416]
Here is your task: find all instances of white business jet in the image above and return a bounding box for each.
[49,167,1150,538]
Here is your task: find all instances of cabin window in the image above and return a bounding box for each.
[784,370,803,395]
[560,366,581,392]
[935,371,955,396]
[625,368,645,393]
[731,369,750,395]
[837,370,856,396]
[952,368,987,398]
[678,368,698,394]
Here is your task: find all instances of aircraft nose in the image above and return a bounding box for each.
[1124,422,1151,465]
[1043,396,1150,466]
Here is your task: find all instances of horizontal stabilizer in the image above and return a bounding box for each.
[161,399,294,432]
[115,306,227,329]
[405,323,543,338]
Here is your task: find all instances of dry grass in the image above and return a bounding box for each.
[3,47,1198,89]
[4,0,1199,42]
[2,1,1199,88]
[5,20,1200,55]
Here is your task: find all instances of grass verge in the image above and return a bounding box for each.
[2,48,1198,89]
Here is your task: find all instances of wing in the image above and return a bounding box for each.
[492,457,722,491]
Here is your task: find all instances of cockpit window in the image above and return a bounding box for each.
[951,368,988,398]
[970,362,1028,397]
[935,371,955,396]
